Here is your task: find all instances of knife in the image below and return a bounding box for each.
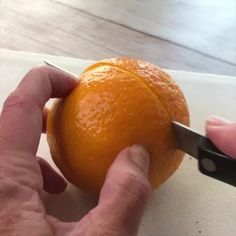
[173,121,236,187]
[44,60,78,78]
[43,61,236,187]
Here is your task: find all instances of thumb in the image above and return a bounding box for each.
[46,145,151,236]
[206,117,236,159]
[95,145,151,235]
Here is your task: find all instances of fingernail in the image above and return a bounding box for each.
[129,145,150,174]
[207,116,229,126]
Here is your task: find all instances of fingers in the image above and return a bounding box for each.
[93,145,151,235]
[206,117,236,159]
[0,65,77,155]
[38,157,67,194]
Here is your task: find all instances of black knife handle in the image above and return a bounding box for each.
[198,137,236,187]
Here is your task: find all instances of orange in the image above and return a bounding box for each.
[47,58,189,194]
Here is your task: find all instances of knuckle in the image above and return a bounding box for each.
[118,172,151,203]
[3,92,32,112]
[24,65,52,85]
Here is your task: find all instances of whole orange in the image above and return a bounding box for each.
[47,58,189,194]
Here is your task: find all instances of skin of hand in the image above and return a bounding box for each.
[0,66,151,236]
[206,117,236,159]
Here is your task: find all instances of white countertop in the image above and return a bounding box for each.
[1,49,236,236]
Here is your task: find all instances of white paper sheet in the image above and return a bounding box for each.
[1,49,236,236]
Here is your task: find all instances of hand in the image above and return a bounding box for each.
[0,66,151,236]
[206,117,236,159]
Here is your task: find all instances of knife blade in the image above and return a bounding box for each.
[172,121,236,187]
[44,60,78,78]
[172,121,204,159]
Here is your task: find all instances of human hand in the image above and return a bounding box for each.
[206,117,236,159]
[0,66,151,236]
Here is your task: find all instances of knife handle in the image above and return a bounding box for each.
[198,137,236,187]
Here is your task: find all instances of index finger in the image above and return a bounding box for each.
[0,65,77,155]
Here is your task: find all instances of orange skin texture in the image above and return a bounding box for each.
[47,58,190,194]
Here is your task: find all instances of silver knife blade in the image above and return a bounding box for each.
[43,60,78,78]
[172,121,205,159]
